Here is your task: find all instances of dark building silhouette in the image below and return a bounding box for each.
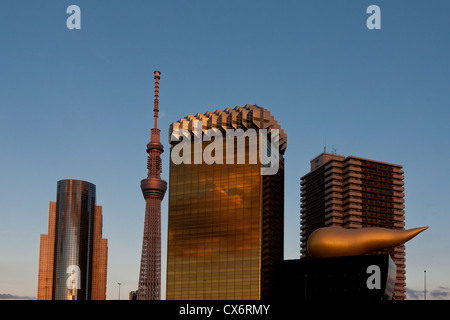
[166,104,286,300]
[300,152,406,299]
[37,179,108,300]
[271,254,397,301]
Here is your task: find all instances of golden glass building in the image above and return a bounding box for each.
[37,179,108,300]
[166,104,287,300]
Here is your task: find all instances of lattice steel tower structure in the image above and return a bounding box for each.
[137,71,167,300]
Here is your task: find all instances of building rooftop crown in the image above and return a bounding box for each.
[169,104,287,152]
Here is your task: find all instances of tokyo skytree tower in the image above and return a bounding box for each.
[137,71,167,300]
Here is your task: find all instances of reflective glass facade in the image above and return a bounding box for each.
[38,179,108,300]
[166,105,286,300]
[53,180,96,300]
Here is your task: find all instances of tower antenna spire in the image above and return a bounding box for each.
[153,71,161,130]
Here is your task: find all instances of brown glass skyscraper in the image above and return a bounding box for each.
[300,152,406,299]
[137,71,167,300]
[166,104,286,300]
[37,179,108,300]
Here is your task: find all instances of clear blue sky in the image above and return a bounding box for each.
[1,0,449,300]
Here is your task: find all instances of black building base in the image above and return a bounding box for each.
[270,254,396,300]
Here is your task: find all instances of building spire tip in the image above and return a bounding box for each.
[153,70,161,130]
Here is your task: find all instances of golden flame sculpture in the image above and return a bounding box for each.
[307,226,428,258]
